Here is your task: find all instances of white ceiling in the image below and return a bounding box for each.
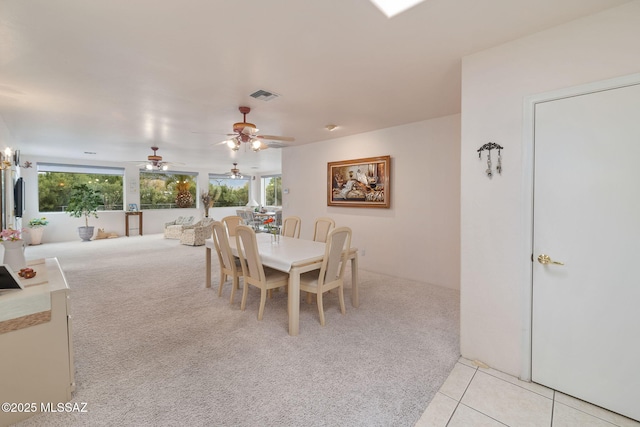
[0,0,630,175]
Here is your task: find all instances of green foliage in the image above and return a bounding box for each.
[209,185,222,203]
[140,172,196,209]
[65,184,103,228]
[38,172,123,212]
[210,180,249,207]
[28,217,49,227]
[265,176,282,206]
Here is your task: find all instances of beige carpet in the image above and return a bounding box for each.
[17,234,459,427]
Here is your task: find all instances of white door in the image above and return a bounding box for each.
[532,82,640,421]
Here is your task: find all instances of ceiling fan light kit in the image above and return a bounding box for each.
[229,162,243,179]
[222,106,294,153]
[135,146,182,171]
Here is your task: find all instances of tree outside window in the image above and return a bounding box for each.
[38,166,124,212]
[140,172,197,209]
[208,175,249,207]
[262,175,282,207]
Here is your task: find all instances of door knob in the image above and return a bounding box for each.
[537,254,564,265]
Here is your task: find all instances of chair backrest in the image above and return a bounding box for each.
[199,217,215,228]
[312,217,336,243]
[236,210,249,224]
[235,225,266,286]
[212,221,236,273]
[281,216,301,238]
[222,215,243,236]
[318,227,352,288]
[180,216,195,225]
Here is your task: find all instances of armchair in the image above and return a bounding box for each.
[180,217,215,246]
[164,215,195,239]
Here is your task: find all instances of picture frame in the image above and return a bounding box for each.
[128,203,138,212]
[327,155,390,208]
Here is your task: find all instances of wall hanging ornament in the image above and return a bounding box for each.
[477,142,503,178]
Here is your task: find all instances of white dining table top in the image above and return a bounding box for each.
[228,233,326,273]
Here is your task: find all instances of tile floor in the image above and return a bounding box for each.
[415,358,640,427]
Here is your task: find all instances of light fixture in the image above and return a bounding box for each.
[222,106,294,153]
[229,162,243,179]
[143,146,170,170]
[325,124,338,131]
[368,0,426,18]
[246,198,259,208]
[1,147,14,170]
[226,138,240,151]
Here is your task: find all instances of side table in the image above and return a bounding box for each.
[125,211,143,236]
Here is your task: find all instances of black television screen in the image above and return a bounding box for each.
[14,177,24,218]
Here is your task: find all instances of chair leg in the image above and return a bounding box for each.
[338,285,346,315]
[241,281,249,311]
[258,288,267,320]
[316,291,325,326]
[217,272,226,297]
[230,275,238,304]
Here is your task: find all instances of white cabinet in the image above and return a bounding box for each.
[0,258,74,427]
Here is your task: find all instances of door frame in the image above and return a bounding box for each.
[520,72,640,382]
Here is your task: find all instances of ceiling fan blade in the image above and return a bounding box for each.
[257,135,295,142]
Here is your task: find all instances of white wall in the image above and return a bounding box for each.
[18,155,259,243]
[460,2,640,376]
[282,114,461,290]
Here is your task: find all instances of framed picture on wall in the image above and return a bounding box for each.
[327,155,390,208]
[128,203,138,212]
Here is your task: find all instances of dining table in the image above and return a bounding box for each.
[252,211,276,218]
[204,232,359,335]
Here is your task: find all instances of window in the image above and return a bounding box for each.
[262,175,282,207]
[208,174,249,207]
[37,163,124,212]
[139,171,197,210]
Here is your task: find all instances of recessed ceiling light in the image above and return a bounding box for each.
[368,0,426,18]
[325,124,338,131]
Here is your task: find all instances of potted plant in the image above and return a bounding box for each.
[200,190,212,218]
[65,184,102,241]
[27,217,49,245]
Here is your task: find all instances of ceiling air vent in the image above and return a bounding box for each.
[250,89,279,102]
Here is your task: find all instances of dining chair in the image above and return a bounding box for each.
[247,211,264,232]
[312,217,336,243]
[274,210,283,231]
[281,216,301,238]
[299,226,352,326]
[211,221,242,304]
[235,225,289,320]
[222,215,243,236]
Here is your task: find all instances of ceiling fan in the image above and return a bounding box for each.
[226,162,243,179]
[222,106,294,152]
[134,146,184,171]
